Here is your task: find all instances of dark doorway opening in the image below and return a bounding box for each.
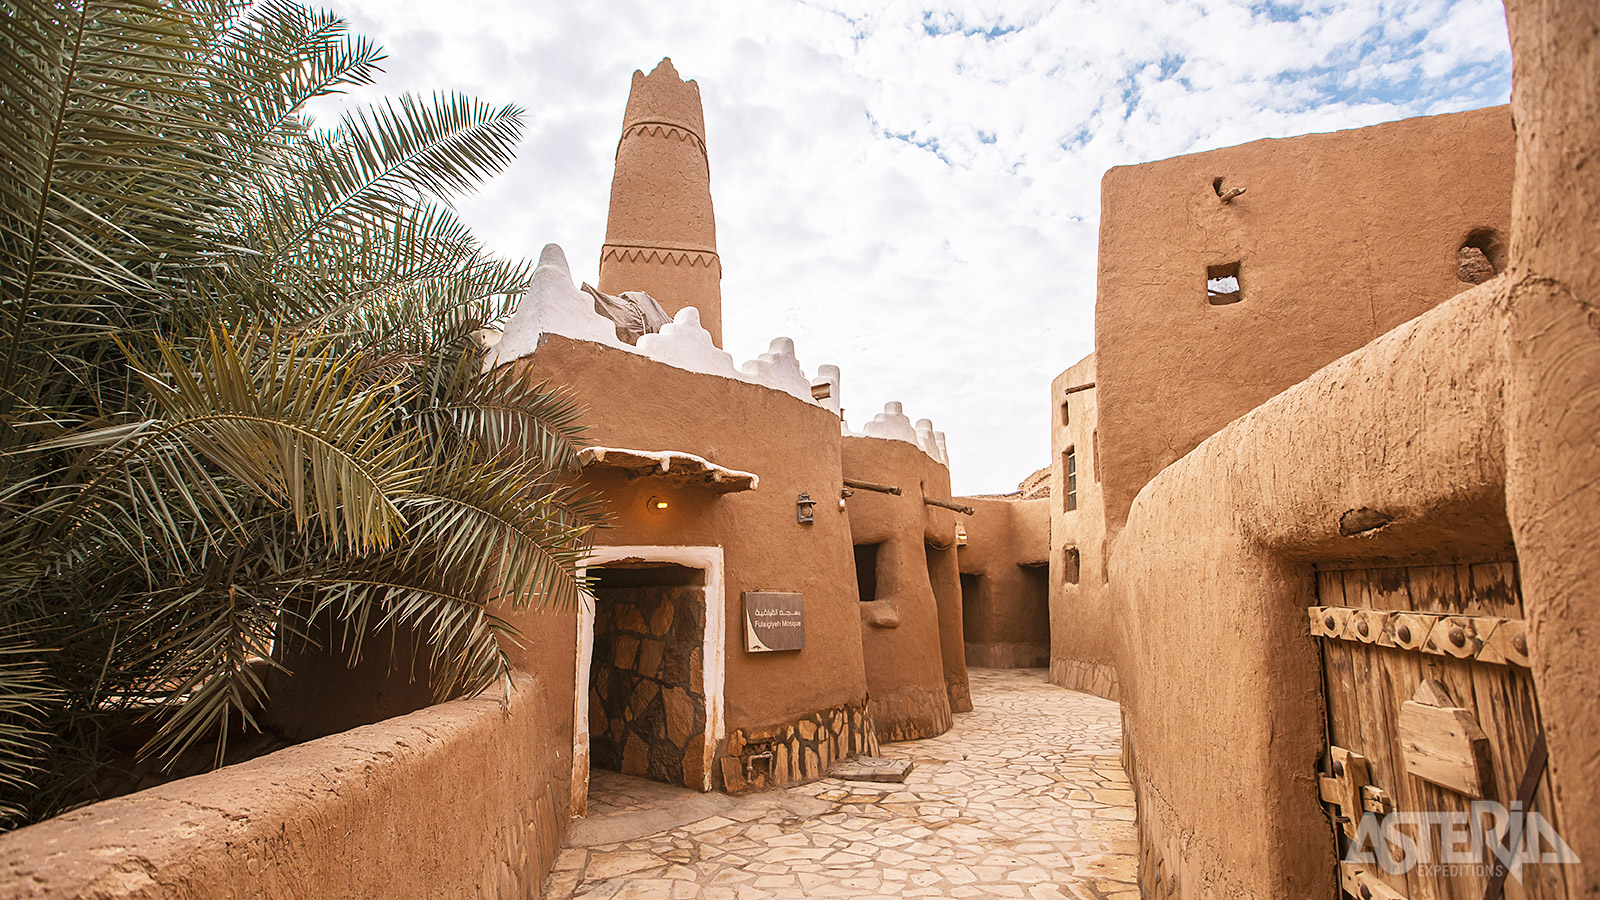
[588,563,707,789]
[1019,562,1051,657]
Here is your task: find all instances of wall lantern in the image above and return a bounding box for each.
[647,496,668,511]
[796,492,816,524]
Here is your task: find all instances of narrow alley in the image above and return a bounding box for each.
[546,669,1137,900]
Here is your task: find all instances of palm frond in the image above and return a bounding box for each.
[0,1,600,826]
[413,357,590,470]
[0,628,58,826]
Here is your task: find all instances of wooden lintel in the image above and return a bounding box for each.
[923,496,976,516]
[1061,381,1097,396]
[843,478,902,496]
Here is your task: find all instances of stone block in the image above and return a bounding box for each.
[617,604,647,633]
[664,687,694,746]
[629,679,660,717]
[637,639,664,678]
[614,635,639,670]
[650,600,675,636]
[622,734,649,776]
[827,757,915,782]
[683,739,704,789]
[797,719,817,740]
[720,755,745,792]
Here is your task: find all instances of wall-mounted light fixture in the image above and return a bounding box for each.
[796,492,816,524]
[647,496,668,511]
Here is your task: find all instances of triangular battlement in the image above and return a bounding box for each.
[622,57,706,137]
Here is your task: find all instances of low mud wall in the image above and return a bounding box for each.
[0,671,571,900]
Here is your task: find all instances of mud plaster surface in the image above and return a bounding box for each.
[546,668,1136,900]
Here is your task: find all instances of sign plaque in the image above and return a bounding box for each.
[743,591,805,652]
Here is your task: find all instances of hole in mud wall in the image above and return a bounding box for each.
[1060,398,1070,428]
[1206,261,1242,305]
[588,563,706,788]
[1062,547,1081,585]
[1457,228,1506,284]
[854,542,883,602]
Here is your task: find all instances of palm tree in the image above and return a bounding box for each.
[0,1,601,827]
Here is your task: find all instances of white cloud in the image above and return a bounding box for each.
[311,0,1510,492]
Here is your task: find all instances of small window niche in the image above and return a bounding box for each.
[1207,261,1242,305]
[1062,547,1081,585]
[1060,398,1070,428]
[1063,447,1078,512]
[853,542,882,602]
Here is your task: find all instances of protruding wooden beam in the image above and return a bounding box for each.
[923,497,975,516]
[1061,381,1096,396]
[843,478,901,496]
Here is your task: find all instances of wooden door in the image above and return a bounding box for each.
[1310,560,1570,900]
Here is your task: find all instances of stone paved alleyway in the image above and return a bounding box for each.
[545,668,1138,900]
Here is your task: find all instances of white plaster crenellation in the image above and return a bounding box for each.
[636,306,744,379]
[814,364,842,416]
[487,244,625,369]
[849,403,948,468]
[740,337,812,402]
[915,418,940,458]
[862,402,920,444]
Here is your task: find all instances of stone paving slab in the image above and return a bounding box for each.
[826,757,915,783]
[546,668,1137,900]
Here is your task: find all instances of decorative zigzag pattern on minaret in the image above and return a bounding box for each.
[617,122,708,162]
[601,244,722,272]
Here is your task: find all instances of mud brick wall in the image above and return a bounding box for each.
[870,683,954,743]
[590,584,708,788]
[718,700,879,792]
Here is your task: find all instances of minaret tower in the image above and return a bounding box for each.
[598,59,724,346]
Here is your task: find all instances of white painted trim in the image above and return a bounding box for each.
[575,545,726,796]
[570,586,595,817]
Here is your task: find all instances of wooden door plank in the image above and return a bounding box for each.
[1472,665,1567,900]
[1369,566,1416,611]
[1319,567,1350,607]
[1465,561,1522,618]
[1408,565,1468,616]
[1355,644,1416,899]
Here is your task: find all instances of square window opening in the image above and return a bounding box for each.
[1207,261,1242,305]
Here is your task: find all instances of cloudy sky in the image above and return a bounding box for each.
[311,0,1512,493]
